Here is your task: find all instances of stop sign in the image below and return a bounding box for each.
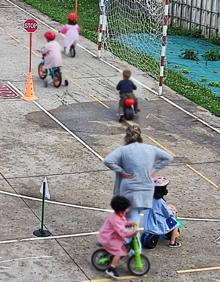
[24,19,38,33]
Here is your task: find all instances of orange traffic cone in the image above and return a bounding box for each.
[22,72,38,101]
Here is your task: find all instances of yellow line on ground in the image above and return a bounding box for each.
[146,135,176,157]
[144,136,219,189]
[3,27,218,190]
[7,32,20,43]
[66,77,110,109]
[70,79,81,89]
[82,275,141,282]
[186,164,219,188]
[89,94,110,109]
[177,266,220,274]
[32,50,40,57]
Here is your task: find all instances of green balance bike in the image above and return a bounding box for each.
[91,226,150,276]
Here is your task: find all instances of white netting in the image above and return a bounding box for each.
[102,0,164,78]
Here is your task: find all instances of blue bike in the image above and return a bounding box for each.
[38,56,68,88]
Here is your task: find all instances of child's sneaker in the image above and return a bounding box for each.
[169,241,182,248]
[135,108,140,113]
[105,266,119,279]
[128,248,135,257]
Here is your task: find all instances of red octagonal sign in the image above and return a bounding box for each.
[24,19,38,33]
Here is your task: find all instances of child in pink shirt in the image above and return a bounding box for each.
[41,31,63,69]
[98,196,137,278]
[60,13,80,55]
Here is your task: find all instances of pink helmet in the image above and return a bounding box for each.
[67,13,77,22]
[44,31,56,41]
[153,176,169,187]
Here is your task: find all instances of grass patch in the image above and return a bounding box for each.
[23,0,220,116]
[166,71,220,116]
[23,0,99,41]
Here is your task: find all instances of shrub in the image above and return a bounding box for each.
[204,49,220,61]
[180,49,199,61]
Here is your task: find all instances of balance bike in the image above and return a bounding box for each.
[38,57,68,88]
[91,226,150,276]
[141,218,184,249]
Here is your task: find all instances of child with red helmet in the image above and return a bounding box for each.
[59,13,80,55]
[41,31,63,69]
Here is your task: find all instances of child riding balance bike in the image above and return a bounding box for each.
[91,196,150,278]
[141,176,183,249]
[38,31,68,88]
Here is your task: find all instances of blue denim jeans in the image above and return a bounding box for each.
[126,207,146,252]
[126,207,145,225]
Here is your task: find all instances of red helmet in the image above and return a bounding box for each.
[44,31,56,41]
[67,13,77,22]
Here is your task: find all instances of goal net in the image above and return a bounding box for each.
[101,0,165,79]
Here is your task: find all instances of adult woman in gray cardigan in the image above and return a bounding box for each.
[104,126,173,225]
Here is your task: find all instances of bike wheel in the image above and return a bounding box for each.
[53,70,62,88]
[38,63,47,79]
[127,254,150,276]
[91,248,112,271]
[124,107,134,120]
[141,233,159,249]
[70,45,76,57]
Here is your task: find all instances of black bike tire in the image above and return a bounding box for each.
[70,45,76,57]
[124,107,134,120]
[53,70,62,88]
[38,63,47,79]
[127,254,150,276]
[91,248,112,271]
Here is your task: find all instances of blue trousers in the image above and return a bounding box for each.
[126,207,146,252]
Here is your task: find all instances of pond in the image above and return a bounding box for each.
[117,34,220,97]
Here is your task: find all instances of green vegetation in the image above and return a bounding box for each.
[169,26,220,48]
[23,0,220,116]
[208,81,220,87]
[166,71,220,116]
[23,0,99,41]
[181,68,191,74]
[200,77,208,82]
[169,26,203,38]
[180,49,199,61]
[204,49,220,61]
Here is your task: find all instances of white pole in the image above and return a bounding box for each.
[97,0,105,58]
[218,0,220,37]
[159,0,170,95]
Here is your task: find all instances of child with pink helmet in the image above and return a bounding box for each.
[143,176,182,248]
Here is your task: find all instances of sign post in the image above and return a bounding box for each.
[33,177,51,237]
[75,0,79,15]
[24,19,38,72]
[22,19,38,101]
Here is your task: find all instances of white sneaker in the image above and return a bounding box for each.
[105,267,119,279]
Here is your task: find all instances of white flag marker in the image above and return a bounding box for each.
[40,177,50,199]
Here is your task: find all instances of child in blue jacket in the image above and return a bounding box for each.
[143,176,181,248]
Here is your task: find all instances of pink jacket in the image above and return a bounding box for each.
[98,213,135,256]
[60,24,80,48]
[41,40,62,69]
